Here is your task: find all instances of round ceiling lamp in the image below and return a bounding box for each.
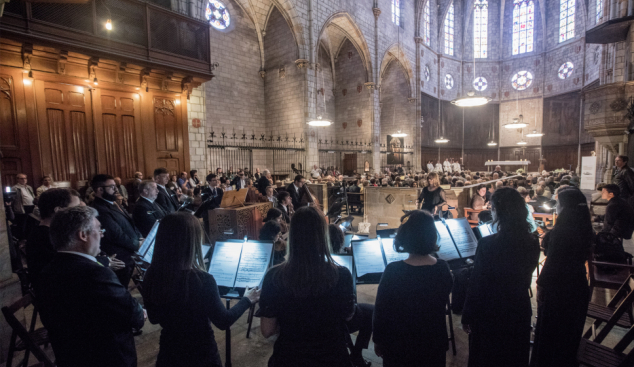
[504,115,528,129]
[392,131,407,137]
[451,91,491,107]
[435,137,449,144]
[526,130,544,137]
[487,141,497,146]
[307,116,332,127]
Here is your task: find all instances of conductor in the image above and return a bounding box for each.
[416,172,447,216]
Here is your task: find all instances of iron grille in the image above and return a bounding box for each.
[96,0,147,46]
[31,2,94,33]
[3,0,25,17]
[208,147,252,176]
[149,8,209,61]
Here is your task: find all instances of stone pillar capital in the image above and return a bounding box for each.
[295,59,309,70]
[373,8,381,19]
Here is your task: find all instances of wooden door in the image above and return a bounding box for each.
[92,89,144,180]
[0,70,32,188]
[34,80,95,187]
[343,154,357,176]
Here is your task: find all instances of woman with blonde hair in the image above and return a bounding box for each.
[416,172,447,215]
[143,213,260,367]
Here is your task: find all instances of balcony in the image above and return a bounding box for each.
[1,0,213,78]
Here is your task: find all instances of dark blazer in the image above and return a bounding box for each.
[231,177,246,190]
[614,166,634,200]
[195,186,224,219]
[256,176,271,195]
[132,197,166,237]
[38,253,145,367]
[603,197,634,239]
[155,185,179,214]
[91,197,141,265]
[286,183,304,209]
[277,203,291,223]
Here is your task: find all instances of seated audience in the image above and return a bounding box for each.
[601,184,634,239]
[462,187,540,367]
[257,206,355,366]
[132,181,167,237]
[531,189,593,367]
[373,210,453,367]
[114,177,128,206]
[143,212,259,367]
[265,186,278,205]
[38,206,145,367]
[36,175,54,198]
[260,220,285,265]
[469,184,488,221]
[517,187,538,233]
[166,174,179,192]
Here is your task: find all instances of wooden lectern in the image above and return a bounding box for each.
[207,189,273,243]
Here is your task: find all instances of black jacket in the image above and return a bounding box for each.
[155,185,179,214]
[286,183,304,209]
[91,197,141,265]
[614,166,634,200]
[256,176,271,195]
[38,253,145,367]
[231,177,246,190]
[603,197,634,239]
[132,197,166,237]
[195,186,224,218]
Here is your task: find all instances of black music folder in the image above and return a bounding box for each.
[137,221,159,263]
[208,239,274,297]
[351,237,409,284]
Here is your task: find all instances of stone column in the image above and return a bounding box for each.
[371,6,382,173]
[414,37,424,172]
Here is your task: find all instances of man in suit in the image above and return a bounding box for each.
[196,174,223,229]
[276,191,292,223]
[153,167,180,214]
[38,206,145,367]
[601,184,634,239]
[231,170,246,190]
[90,174,142,287]
[11,173,36,240]
[286,175,306,209]
[256,169,273,194]
[132,181,166,237]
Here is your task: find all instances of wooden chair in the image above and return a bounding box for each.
[577,325,634,367]
[587,256,634,294]
[1,293,54,367]
[584,275,634,343]
[464,208,482,228]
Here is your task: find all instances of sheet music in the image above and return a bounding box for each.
[332,255,353,276]
[138,221,159,256]
[234,242,273,288]
[478,224,492,238]
[352,240,386,277]
[142,242,155,263]
[208,242,242,288]
[202,244,212,257]
[434,222,461,261]
[380,238,409,264]
[446,218,479,258]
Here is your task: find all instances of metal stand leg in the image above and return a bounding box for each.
[246,303,255,339]
[225,299,232,367]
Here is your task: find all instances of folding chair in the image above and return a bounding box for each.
[578,325,634,367]
[1,293,54,367]
[584,275,634,343]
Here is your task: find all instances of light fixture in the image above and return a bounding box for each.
[23,69,29,73]
[93,77,98,86]
[526,130,544,137]
[392,130,407,137]
[435,137,449,144]
[487,141,497,146]
[174,99,181,105]
[504,115,528,129]
[105,19,113,30]
[451,91,491,107]
[435,93,449,144]
[307,116,332,126]
[516,140,527,145]
[27,71,33,78]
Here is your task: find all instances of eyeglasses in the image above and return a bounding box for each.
[100,185,116,190]
[98,229,106,234]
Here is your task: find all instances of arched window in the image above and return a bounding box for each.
[444,2,455,56]
[559,0,575,42]
[512,0,534,55]
[392,0,401,27]
[596,0,603,23]
[424,0,431,45]
[474,0,488,58]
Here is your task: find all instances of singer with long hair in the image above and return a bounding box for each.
[143,213,260,367]
[257,206,355,367]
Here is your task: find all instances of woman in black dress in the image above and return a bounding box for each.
[462,187,540,367]
[530,188,593,367]
[143,213,260,367]
[417,172,447,215]
[373,210,453,367]
[257,206,355,367]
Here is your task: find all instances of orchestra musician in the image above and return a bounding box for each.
[287,175,307,209]
[195,174,223,230]
[277,191,293,224]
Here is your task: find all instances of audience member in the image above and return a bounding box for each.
[469,184,488,221]
[132,181,166,237]
[143,212,259,367]
[90,174,142,287]
[38,206,145,367]
[517,187,538,232]
[416,172,447,216]
[257,206,355,366]
[154,168,180,214]
[36,175,54,198]
[462,187,540,367]
[114,177,128,204]
[11,173,35,240]
[601,184,634,239]
[257,169,273,194]
[373,210,453,367]
[195,174,224,229]
[613,155,634,202]
[531,189,593,367]
[265,186,277,205]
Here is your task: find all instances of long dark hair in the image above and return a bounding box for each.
[275,206,339,298]
[550,188,593,253]
[143,213,206,304]
[490,187,531,235]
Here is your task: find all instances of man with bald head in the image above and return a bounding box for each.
[132,181,166,237]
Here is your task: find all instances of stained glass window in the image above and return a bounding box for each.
[559,0,575,43]
[444,3,454,56]
[445,74,454,89]
[474,0,488,58]
[392,0,401,27]
[596,0,603,23]
[424,0,431,45]
[512,0,534,55]
[424,65,431,81]
[474,77,488,91]
[558,62,574,79]
[206,0,230,30]
[511,71,533,90]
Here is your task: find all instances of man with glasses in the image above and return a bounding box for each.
[90,174,142,287]
[231,169,246,190]
[11,173,36,240]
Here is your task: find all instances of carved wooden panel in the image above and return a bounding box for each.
[0,75,18,149]
[0,158,22,188]
[153,98,178,152]
[156,158,179,176]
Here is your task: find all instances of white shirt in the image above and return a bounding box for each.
[141,196,154,204]
[311,169,321,179]
[280,204,288,213]
[427,163,434,172]
[267,196,276,203]
[15,184,34,206]
[240,179,245,188]
[58,251,98,263]
[435,163,443,172]
[452,162,461,172]
[293,183,300,193]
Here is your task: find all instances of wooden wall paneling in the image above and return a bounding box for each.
[542,143,595,172]
[438,148,463,163]
[421,146,440,167]
[463,149,498,172]
[0,68,32,187]
[499,146,540,172]
[92,89,143,180]
[34,80,95,187]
